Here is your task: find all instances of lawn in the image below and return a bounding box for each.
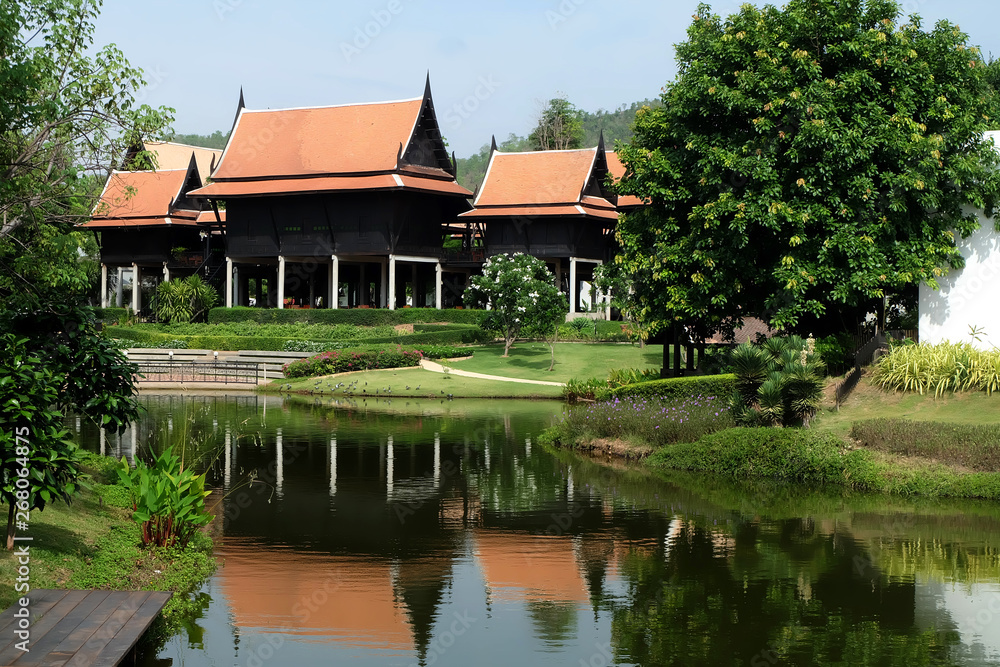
[265,366,566,399]
[813,374,1000,438]
[446,342,663,383]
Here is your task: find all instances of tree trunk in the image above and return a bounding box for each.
[503,337,513,357]
[6,502,15,551]
[548,339,556,371]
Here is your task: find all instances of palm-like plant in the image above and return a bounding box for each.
[728,336,825,427]
[156,275,218,324]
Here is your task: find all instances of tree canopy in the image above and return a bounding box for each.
[529,96,585,151]
[614,0,1000,336]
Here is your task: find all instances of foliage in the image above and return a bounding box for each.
[283,347,425,379]
[601,374,738,403]
[607,367,661,388]
[165,130,230,150]
[154,275,218,324]
[116,447,212,548]
[554,394,732,448]
[464,253,568,357]
[873,341,1000,395]
[0,303,140,547]
[529,96,584,151]
[0,0,173,271]
[813,333,856,376]
[208,306,487,326]
[729,336,825,427]
[94,307,130,325]
[561,376,609,402]
[849,419,1000,472]
[614,0,1000,337]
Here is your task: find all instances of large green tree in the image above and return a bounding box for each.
[0,0,173,301]
[529,96,585,151]
[614,0,1000,336]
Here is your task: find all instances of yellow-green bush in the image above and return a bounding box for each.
[874,342,1000,395]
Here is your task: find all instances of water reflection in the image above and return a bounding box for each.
[69,394,1000,666]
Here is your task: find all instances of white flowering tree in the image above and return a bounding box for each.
[464,253,568,359]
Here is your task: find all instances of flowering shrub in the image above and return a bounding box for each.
[558,394,732,447]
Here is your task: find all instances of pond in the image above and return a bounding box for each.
[74,393,1000,666]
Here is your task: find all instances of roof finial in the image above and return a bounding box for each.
[490,135,498,153]
[229,87,245,136]
[597,129,606,153]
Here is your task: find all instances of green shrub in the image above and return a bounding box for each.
[599,374,737,402]
[874,342,1000,395]
[208,306,487,326]
[116,447,213,548]
[94,307,129,325]
[728,336,824,427]
[607,367,661,388]
[849,419,1000,472]
[283,346,424,378]
[647,428,870,485]
[562,376,608,402]
[813,333,855,376]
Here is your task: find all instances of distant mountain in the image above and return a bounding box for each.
[163,130,231,150]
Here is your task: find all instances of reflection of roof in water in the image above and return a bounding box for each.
[474,530,588,603]
[218,538,412,651]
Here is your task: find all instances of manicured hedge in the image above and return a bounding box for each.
[208,307,487,326]
[597,374,737,402]
[849,419,1000,472]
[94,307,129,324]
[282,344,468,378]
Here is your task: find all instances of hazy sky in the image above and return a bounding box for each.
[92,0,1000,157]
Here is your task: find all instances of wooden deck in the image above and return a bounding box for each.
[0,589,172,666]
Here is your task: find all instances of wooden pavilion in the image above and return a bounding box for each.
[80,153,225,312]
[188,77,473,310]
[459,136,619,316]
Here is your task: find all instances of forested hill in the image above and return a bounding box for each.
[160,98,658,193]
[455,99,657,193]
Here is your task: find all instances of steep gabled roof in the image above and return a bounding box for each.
[190,81,471,200]
[121,141,222,185]
[461,145,617,221]
[80,155,207,229]
[605,151,645,210]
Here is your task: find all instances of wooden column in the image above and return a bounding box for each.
[115,267,124,307]
[411,263,418,308]
[359,262,367,306]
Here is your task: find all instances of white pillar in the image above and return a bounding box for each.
[331,256,341,308]
[277,256,286,309]
[330,437,337,497]
[276,428,284,499]
[435,262,443,310]
[162,261,170,283]
[386,435,394,496]
[380,260,388,308]
[100,264,108,308]
[569,257,578,315]
[99,428,106,457]
[115,267,124,307]
[388,255,397,311]
[605,287,612,320]
[131,263,141,313]
[225,257,233,308]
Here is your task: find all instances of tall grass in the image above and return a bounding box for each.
[556,394,732,447]
[874,342,1000,395]
[849,419,1000,472]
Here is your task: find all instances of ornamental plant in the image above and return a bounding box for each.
[729,336,824,427]
[464,253,567,358]
[155,275,218,324]
[116,446,213,548]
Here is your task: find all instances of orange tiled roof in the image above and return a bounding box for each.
[90,170,190,219]
[460,203,618,220]
[605,151,645,209]
[192,173,470,199]
[196,210,226,224]
[474,149,598,207]
[79,217,201,229]
[143,142,221,184]
[212,100,422,179]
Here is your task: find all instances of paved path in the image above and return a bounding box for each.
[419,359,566,387]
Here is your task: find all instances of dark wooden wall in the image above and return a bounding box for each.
[484,217,607,259]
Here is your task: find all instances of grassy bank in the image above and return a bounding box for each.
[0,452,217,638]
[543,376,1000,501]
